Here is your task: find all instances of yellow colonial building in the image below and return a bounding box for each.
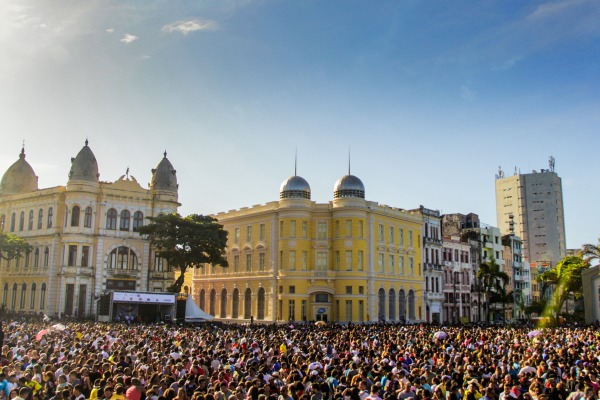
[0,142,179,318]
[191,172,424,323]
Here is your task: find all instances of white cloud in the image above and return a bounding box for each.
[106,28,114,33]
[162,18,218,35]
[120,33,138,44]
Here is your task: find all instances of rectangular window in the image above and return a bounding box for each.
[346,300,352,322]
[246,225,252,242]
[358,220,364,238]
[302,251,308,270]
[288,300,296,321]
[290,220,296,238]
[234,228,240,244]
[233,255,240,272]
[301,221,308,238]
[345,220,352,238]
[335,251,340,270]
[315,293,329,302]
[389,254,395,275]
[389,226,395,243]
[358,286,364,294]
[378,253,384,273]
[301,300,307,321]
[359,300,364,322]
[334,220,340,237]
[289,251,296,271]
[409,257,414,276]
[399,256,405,275]
[409,231,413,247]
[81,246,90,267]
[279,221,284,238]
[259,253,265,271]
[379,224,384,242]
[345,250,352,271]
[316,252,327,271]
[245,254,252,272]
[68,245,77,267]
[317,222,327,240]
[357,250,364,271]
[399,229,404,246]
[259,223,266,241]
[345,286,352,294]
[289,286,296,294]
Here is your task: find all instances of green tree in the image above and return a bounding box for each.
[581,239,600,264]
[537,255,589,318]
[138,213,229,293]
[0,232,32,261]
[490,285,514,322]
[477,257,510,322]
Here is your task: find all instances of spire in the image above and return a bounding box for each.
[85,138,89,146]
[20,142,25,159]
[294,148,297,176]
[348,148,351,175]
[164,150,167,158]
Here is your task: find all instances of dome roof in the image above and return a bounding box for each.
[0,148,38,195]
[150,151,178,192]
[333,174,365,199]
[280,175,311,199]
[68,140,99,183]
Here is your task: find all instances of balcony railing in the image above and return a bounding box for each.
[106,268,140,278]
[423,237,443,246]
[59,265,94,276]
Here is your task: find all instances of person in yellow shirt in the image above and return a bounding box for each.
[111,385,127,400]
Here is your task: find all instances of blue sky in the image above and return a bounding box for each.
[1,0,599,250]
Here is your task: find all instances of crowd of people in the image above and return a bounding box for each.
[1,318,600,400]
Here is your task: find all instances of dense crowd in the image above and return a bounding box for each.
[1,318,600,400]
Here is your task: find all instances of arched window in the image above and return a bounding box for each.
[399,289,406,321]
[43,247,49,268]
[389,288,396,321]
[209,289,216,316]
[108,246,138,269]
[20,283,27,309]
[106,209,117,230]
[133,211,144,231]
[408,290,415,320]
[0,214,5,231]
[2,283,8,306]
[11,283,17,309]
[71,205,80,227]
[220,289,227,318]
[84,207,93,228]
[19,211,24,231]
[378,288,385,321]
[120,210,130,231]
[232,288,239,318]
[28,210,34,230]
[30,283,36,309]
[244,288,252,319]
[10,213,16,232]
[257,287,265,320]
[37,209,43,229]
[33,248,39,268]
[199,289,206,311]
[40,283,46,309]
[47,207,53,228]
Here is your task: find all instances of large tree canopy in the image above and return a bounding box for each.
[537,255,589,317]
[0,232,32,261]
[138,213,229,293]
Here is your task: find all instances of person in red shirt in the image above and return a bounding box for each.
[125,378,142,400]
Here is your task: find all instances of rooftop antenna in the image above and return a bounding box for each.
[549,156,555,172]
[294,148,297,176]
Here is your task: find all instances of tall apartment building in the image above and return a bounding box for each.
[191,172,425,323]
[0,142,179,318]
[495,158,566,267]
[441,235,473,323]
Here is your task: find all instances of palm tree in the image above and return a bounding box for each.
[580,239,600,264]
[477,257,510,322]
[537,255,589,318]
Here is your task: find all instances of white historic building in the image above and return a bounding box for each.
[0,142,179,318]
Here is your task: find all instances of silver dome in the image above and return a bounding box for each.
[68,140,99,183]
[333,174,365,199]
[280,175,311,199]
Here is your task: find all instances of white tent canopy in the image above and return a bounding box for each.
[185,296,214,321]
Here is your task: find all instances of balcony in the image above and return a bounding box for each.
[423,237,443,246]
[59,265,94,277]
[150,271,174,280]
[106,268,140,279]
[424,262,443,272]
[424,292,444,301]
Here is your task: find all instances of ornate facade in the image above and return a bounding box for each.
[0,142,179,317]
[191,172,425,323]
